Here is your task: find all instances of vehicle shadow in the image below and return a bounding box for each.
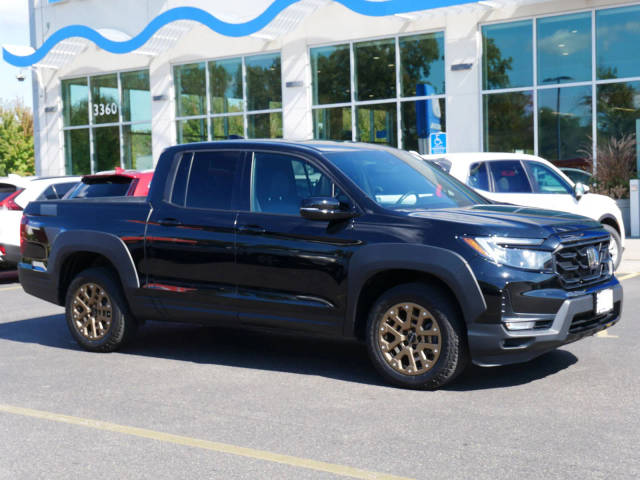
[0,269,18,284]
[0,314,578,391]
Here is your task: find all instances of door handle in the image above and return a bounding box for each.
[238,224,266,234]
[158,218,183,227]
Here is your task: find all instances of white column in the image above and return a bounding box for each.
[150,60,176,165]
[444,10,483,153]
[281,40,313,140]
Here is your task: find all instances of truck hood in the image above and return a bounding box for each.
[406,204,601,238]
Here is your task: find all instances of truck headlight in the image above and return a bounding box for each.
[462,236,553,271]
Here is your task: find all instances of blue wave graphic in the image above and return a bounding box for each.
[3,1,473,67]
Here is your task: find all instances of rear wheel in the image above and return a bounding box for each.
[602,224,622,271]
[366,283,468,390]
[65,267,137,352]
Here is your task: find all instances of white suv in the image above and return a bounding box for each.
[421,153,625,269]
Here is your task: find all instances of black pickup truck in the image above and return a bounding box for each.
[19,141,622,389]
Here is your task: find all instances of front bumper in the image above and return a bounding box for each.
[468,277,622,366]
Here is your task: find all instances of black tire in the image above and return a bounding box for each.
[366,283,468,390]
[602,224,622,271]
[65,267,137,352]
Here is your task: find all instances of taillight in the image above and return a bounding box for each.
[0,245,6,257]
[20,215,28,255]
[0,189,24,211]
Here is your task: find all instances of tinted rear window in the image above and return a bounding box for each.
[183,151,241,210]
[0,184,17,202]
[70,180,132,198]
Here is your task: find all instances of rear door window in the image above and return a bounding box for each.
[183,151,242,210]
[468,162,489,191]
[488,160,532,193]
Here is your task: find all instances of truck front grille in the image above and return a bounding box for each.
[554,236,612,289]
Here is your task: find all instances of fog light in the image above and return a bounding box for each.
[504,321,536,331]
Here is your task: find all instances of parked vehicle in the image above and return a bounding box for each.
[561,167,593,186]
[422,153,625,270]
[0,176,81,266]
[0,174,30,206]
[64,168,154,199]
[19,141,621,390]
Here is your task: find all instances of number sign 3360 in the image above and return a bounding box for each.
[93,103,119,117]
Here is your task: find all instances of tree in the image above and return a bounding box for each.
[0,99,35,177]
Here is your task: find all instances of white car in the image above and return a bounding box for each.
[421,152,626,269]
[0,176,81,266]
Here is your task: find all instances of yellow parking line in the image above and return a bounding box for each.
[0,404,413,480]
[0,285,21,292]
[618,272,640,282]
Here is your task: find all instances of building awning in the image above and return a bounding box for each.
[3,0,552,69]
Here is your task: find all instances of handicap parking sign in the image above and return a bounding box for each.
[429,132,447,154]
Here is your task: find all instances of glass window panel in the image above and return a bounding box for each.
[209,58,244,114]
[247,112,283,138]
[356,103,397,147]
[483,91,534,153]
[313,107,352,141]
[468,162,490,191]
[177,118,207,144]
[123,123,152,170]
[64,129,90,174]
[311,44,351,105]
[489,160,532,193]
[597,81,640,145]
[401,99,445,154]
[185,151,241,210]
[121,70,151,123]
[91,74,119,124]
[482,21,533,90]
[597,6,640,80]
[246,53,282,111]
[538,86,592,163]
[211,115,245,140]
[93,126,121,172]
[537,12,591,86]
[527,162,573,194]
[400,32,445,97]
[62,78,89,127]
[355,39,396,100]
[174,63,206,117]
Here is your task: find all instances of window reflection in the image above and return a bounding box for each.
[597,6,640,80]
[483,92,534,153]
[401,99,445,154]
[177,118,207,144]
[355,39,396,100]
[174,63,206,117]
[313,107,352,141]
[597,81,640,145]
[482,21,533,90]
[121,71,151,123]
[91,74,119,124]
[311,45,351,105]
[209,58,244,114]
[247,112,283,138]
[211,116,244,140]
[64,129,90,174]
[93,126,120,171]
[356,103,397,146]
[123,123,152,170]
[538,86,592,163]
[400,32,445,96]
[537,12,591,85]
[62,78,88,127]
[246,53,282,111]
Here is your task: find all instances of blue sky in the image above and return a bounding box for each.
[0,1,32,108]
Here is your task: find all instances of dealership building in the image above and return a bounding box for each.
[6,0,640,175]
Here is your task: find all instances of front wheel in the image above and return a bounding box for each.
[602,224,622,271]
[65,267,137,352]
[366,283,468,390]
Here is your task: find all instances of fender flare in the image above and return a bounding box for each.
[344,243,487,337]
[49,230,140,299]
[598,214,620,232]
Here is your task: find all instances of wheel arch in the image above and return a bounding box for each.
[599,214,621,235]
[345,244,486,339]
[50,231,139,306]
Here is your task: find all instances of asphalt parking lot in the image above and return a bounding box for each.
[0,269,639,480]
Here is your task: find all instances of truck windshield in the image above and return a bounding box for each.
[326,149,487,209]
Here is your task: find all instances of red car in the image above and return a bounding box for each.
[65,168,154,199]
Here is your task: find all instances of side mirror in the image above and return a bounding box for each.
[300,197,355,221]
[574,182,590,200]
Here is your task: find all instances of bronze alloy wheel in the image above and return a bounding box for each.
[71,283,113,341]
[377,302,442,376]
